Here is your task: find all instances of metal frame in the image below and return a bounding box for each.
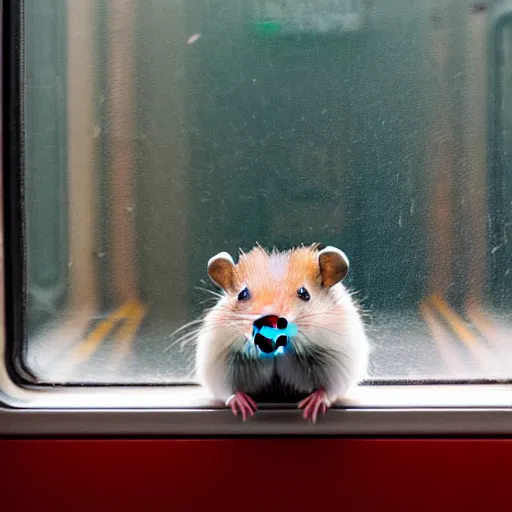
[1,0,512,437]
[1,381,512,436]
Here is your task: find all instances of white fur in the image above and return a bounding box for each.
[195,329,234,403]
[196,248,370,405]
[195,297,242,402]
[196,283,369,403]
[291,282,369,400]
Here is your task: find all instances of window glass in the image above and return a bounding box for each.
[22,0,512,384]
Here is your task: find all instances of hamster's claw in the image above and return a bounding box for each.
[226,392,257,421]
[297,389,331,423]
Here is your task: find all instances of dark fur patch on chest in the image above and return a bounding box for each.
[226,345,338,402]
[251,372,310,403]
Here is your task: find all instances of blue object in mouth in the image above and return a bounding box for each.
[257,323,298,339]
[246,319,298,358]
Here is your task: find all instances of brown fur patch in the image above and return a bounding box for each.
[319,250,349,287]
[208,256,234,291]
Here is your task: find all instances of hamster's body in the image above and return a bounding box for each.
[195,244,369,422]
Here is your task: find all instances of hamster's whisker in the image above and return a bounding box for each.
[164,333,199,353]
[198,297,221,306]
[194,286,224,299]
[165,320,231,353]
[169,318,205,337]
[228,313,261,321]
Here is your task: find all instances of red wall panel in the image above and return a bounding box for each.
[1,439,510,512]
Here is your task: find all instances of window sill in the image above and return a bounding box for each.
[1,378,511,436]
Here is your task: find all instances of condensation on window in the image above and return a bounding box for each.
[22,0,512,384]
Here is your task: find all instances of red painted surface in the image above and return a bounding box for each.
[1,439,510,512]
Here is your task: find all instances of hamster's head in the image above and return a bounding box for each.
[203,244,359,357]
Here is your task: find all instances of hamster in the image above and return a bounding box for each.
[195,243,369,423]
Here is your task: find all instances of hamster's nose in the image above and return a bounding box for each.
[253,315,288,330]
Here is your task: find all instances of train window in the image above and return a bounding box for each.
[4,0,512,402]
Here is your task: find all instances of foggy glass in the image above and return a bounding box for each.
[23,0,512,384]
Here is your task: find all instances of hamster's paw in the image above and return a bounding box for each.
[225,392,257,421]
[297,388,331,423]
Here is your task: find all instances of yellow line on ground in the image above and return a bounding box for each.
[114,299,147,357]
[430,294,476,346]
[428,294,501,373]
[419,299,465,375]
[66,299,138,366]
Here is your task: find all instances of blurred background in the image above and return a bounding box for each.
[22,0,512,383]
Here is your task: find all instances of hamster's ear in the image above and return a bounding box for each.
[318,246,349,288]
[207,252,235,291]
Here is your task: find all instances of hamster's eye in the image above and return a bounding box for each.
[237,287,251,301]
[297,287,311,301]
